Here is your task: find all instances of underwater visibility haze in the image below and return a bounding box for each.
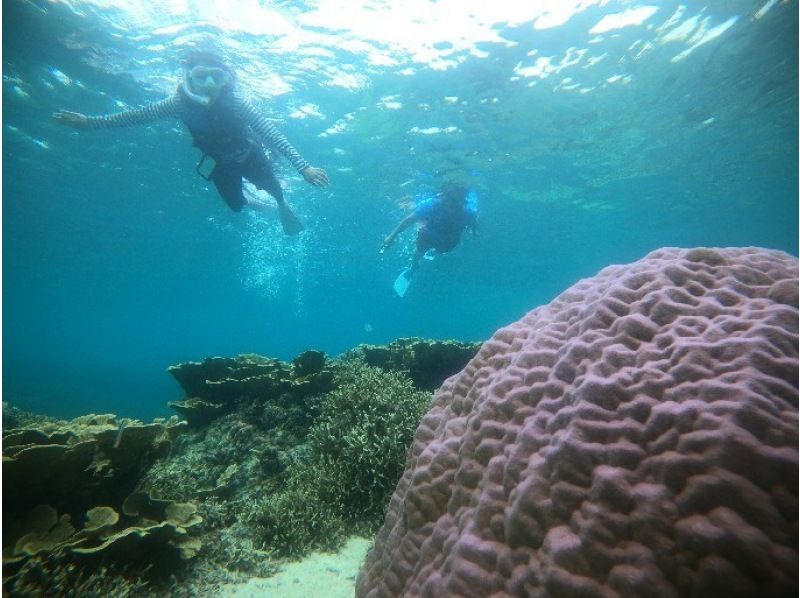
[3,0,798,420]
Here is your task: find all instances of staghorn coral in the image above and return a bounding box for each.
[249,463,348,558]
[136,410,298,515]
[308,362,433,529]
[134,408,304,580]
[7,559,150,598]
[357,247,798,598]
[251,362,432,557]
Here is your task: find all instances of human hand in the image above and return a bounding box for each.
[302,166,329,187]
[379,236,393,254]
[53,110,89,129]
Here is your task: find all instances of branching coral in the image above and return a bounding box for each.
[250,362,431,557]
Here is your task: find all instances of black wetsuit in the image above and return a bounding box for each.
[85,86,310,212]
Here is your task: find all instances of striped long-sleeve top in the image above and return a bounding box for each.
[85,91,310,172]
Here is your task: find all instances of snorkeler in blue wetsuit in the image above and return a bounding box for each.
[380,182,478,296]
[53,50,329,236]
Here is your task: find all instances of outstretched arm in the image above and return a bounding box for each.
[236,96,329,187]
[53,95,181,130]
[380,213,418,253]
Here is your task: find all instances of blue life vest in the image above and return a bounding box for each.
[414,190,478,251]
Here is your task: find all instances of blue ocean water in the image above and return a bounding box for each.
[3,0,797,421]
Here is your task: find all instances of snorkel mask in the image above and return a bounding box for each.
[181,55,233,106]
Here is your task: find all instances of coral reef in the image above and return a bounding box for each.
[4,494,201,566]
[307,362,433,530]
[2,412,195,595]
[135,410,298,580]
[1,337,507,592]
[167,351,334,426]
[357,247,799,597]
[7,560,150,598]
[2,402,58,430]
[3,413,186,516]
[250,362,432,557]
[347,337,482,391]
[139,342,457,576]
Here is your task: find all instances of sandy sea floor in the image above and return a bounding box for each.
[217,537,372,598]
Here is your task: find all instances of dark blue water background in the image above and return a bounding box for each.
[4,0,797,420]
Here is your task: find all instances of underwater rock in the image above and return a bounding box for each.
[167,352,335,426]
[357,247,799,597]
[2,413,187,517]
[346,337,482,391]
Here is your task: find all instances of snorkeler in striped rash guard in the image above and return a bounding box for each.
[53,50,329,236]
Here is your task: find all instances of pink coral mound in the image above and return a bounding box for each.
[357,247,798,598]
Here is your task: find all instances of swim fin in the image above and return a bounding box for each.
[278,202,304,236]
[393,268,413,298]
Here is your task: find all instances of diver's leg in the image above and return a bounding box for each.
[245,150,285,203]
[245,151,303,235]
[210,166,246,212]
[410,229,432,274]
[409,250,424,274]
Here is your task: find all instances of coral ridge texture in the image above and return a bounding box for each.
[357,247,798,597]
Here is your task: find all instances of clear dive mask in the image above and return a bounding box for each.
[182,65,232,105]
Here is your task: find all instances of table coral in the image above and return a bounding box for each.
[2,414,186,515]
[348,338,482,391]
[357,247,798,597]
[167,352,335,426]
[6,500,200,561]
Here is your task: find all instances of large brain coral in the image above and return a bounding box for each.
[357,247,798,597]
